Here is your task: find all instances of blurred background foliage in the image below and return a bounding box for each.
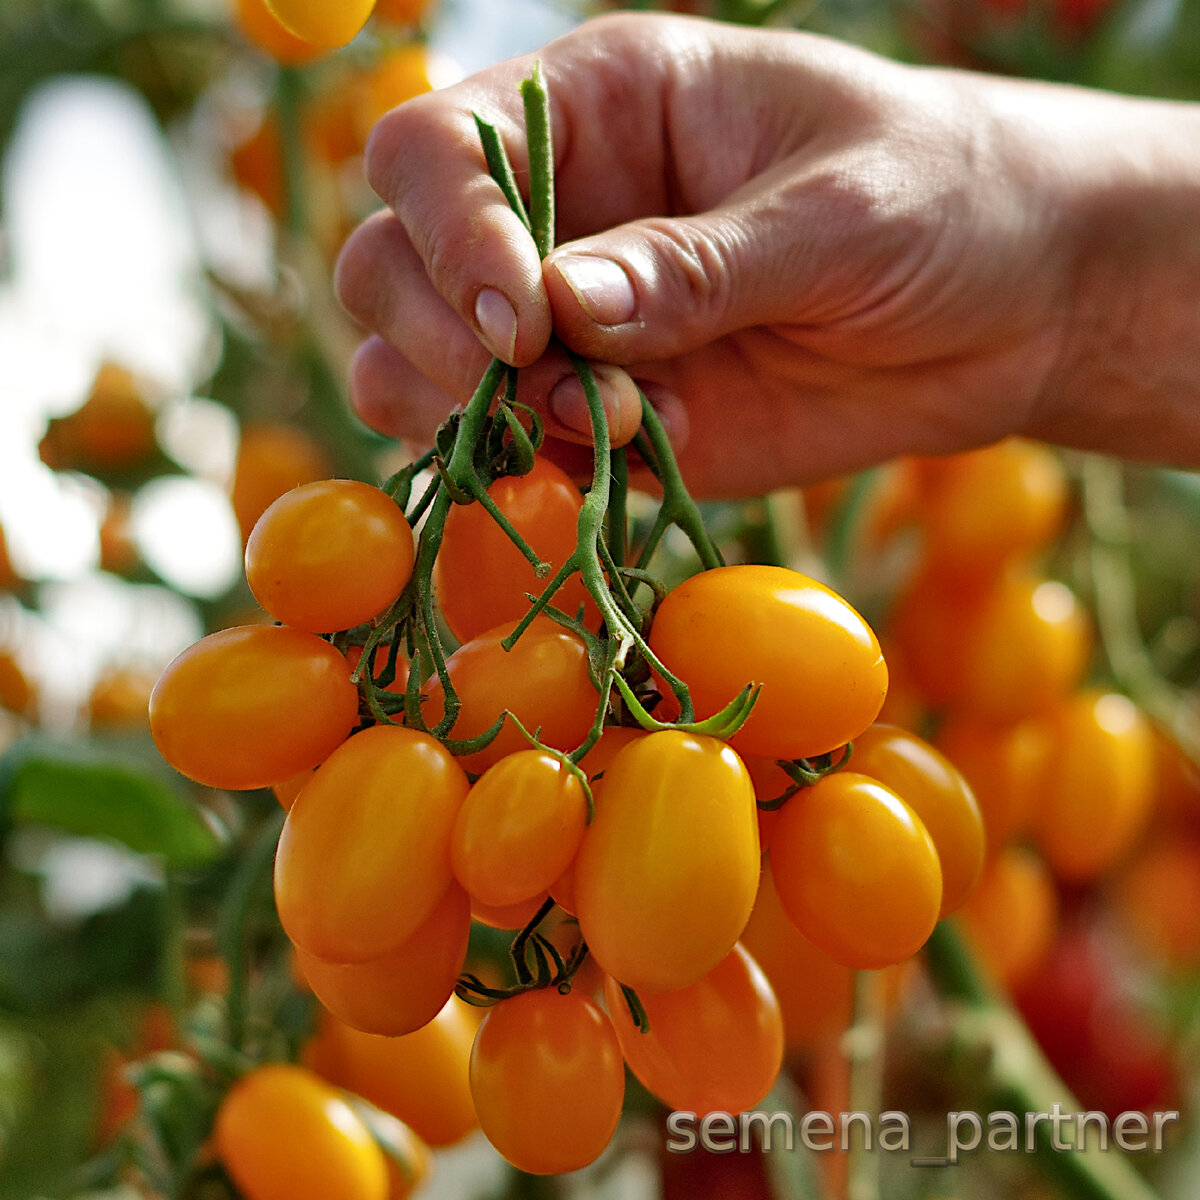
[0,0,1199,1197]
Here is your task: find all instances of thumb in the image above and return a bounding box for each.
[542,188,855,362]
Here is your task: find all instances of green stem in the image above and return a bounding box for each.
[637,392,723,570]
[925,923,1164,1200]
[218,810,285,1052]
[521,62,556,259]
[474,115,533,234]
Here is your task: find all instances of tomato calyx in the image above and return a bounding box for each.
[755,743,855,811]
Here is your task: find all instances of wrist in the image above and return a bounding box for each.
[1016,88,1200,463]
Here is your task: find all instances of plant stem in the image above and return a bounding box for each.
[925,922,1164,1200]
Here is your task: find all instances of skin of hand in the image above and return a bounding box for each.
[335,10,1200,498]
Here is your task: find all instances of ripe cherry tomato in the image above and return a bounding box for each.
[1111,834,1200,968]
[347,1102,432,1200]
[423,617,597,773]
[575,731,760,993]
[770,771,942,969]
[264,0,375,48]
[604,943,783,1115]
[214,1064,388,1200]
[452,750,588,908]
[304,999,479,1147]
[470,988,624,1174]
[851,724,985,915]
[1032,691,1155,881]
[891,569,1090,720]
[230,423,330,543]
[433,458,594,645]
[956,845,1057,990]
[275,725,469,962]
[739,860,855,1050]
[293,881,471,1036]
[915,439,1068,581]
[245,480,415,633]
[232,0,321,63]
[933,713,1049,852]
[149,625,358,790]
[647,565,888,760]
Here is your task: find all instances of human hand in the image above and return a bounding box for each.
[336,11,1200,496]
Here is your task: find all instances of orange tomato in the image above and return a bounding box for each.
[87,665,157,731]
[264,0,375,48]
[1032,691,1156,881]
[304,999,479,1147]
[604,944,783,1115]
[149,625,358,790]
[770,772,942,969]
[934,713,1049,852]
[230,424,330,543]
[452,750,588,908]
[740,860,855,1050]
[470,988,624,1174]
[274,725,469,961]
[648,565,888,760]
[916,439,1068,581]
[245,480,415,633]
[294,881,471,1036]
[231,0,322,64]
[215,1064,388,1200]
[423,617,597,773]
[850,724,985,914]
[434,458,593,645]
[956,845,1058,990]
[575,731,760,993]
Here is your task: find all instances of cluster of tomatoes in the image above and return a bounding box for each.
[144,420,1008,1189]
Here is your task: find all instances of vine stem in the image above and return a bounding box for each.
[924,923,1163,1200]
[1080,454,1200,765]
[844,971,884,1200]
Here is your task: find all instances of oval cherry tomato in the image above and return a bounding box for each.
[648,565,887,760]
[423,617,597,773]
[215,1064,387,1200]
[851,724,985,915]
[933,713,1049,852]
[1032,691,1155,881]
[956,845,1058,990]
[770,771,942,969]
[739,859,855,1049]
[230,423,329,542]
[891,569,1090,720]
[264,0,375,48]
[470,988,624,1175]
[575,731,760,993]
[275,725,469,962]
[345,1102,432,1200]
[304,998,479,1147]
[245,480,415,633]
[452,750,588,908]
[434,459,593,645]
[232,0,322,63]
[293,881,471,1036]
[150,625,358,790]
[604,943,783,1115]
[915,439,1068,581]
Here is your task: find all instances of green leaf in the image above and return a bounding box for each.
[0,740,222,868]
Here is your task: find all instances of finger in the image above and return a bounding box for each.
[364,71,551,366]
[348,328,644,459]
[349,335,458,444]
[336,210,495,400]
